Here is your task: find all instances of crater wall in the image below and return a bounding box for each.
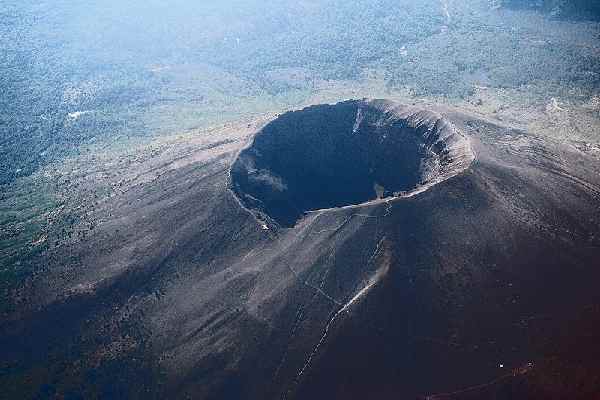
[231,99,474,226]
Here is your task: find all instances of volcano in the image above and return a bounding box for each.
[2,99,600,399]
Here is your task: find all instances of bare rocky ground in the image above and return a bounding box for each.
[1,94,599,399]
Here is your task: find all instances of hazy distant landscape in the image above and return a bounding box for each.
[1,1,600,399]
[2,0,599,181]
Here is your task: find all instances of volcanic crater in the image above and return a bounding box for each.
[231,99,475,226]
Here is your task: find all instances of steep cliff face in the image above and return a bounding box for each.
[231,100,473,227]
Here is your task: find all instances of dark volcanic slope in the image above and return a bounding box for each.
[231,100,473,226]
[2,100,600,400]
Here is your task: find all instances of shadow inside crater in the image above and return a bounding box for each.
[231,99,473,227]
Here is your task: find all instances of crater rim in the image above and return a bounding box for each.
[230,98,475,227]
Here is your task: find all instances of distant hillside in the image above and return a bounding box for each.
[500,0,600,20]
